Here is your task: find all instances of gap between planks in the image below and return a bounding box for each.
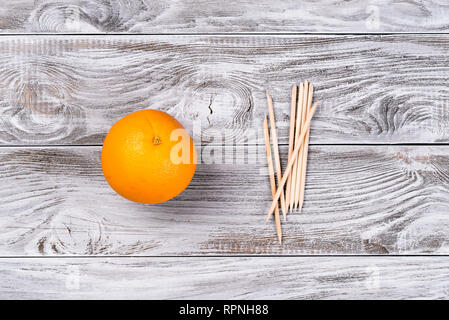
[3,33,449,36]
[4,143,449,148]
[1,255,449,259]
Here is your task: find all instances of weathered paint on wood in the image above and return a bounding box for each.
[1,2,448,299]
[1,0,449,34]
[1,35,449,145]
[1,256,449,299]
[1,145,449,256]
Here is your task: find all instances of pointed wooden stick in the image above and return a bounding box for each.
[298,84,314,212]
[263,115,282,244]
[266,91,287,219]
[294,81,309,209]
[289,83,304,212]
[266,102,318,221]
[285,84,297,215]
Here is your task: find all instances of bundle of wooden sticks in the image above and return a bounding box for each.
[263,82,318,244]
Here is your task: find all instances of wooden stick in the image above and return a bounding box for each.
[298,83,314,212]
[289,83,304,212]
[294,81,309,209]
[285,84,297,215]
[266,91,287,219]
[266,102,318,221]
[263,115,282,244]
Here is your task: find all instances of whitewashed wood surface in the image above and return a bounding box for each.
[1,0,449,33]
[2,145,449,256]
[1,35,449,145]
[1,257,449,299]
[1,0,449,300]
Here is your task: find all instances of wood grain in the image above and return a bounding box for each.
[1,35,449,145]
[2,145,449,256]
[2,1,448,301]
[1,256,449,299]
[1,1,449,33]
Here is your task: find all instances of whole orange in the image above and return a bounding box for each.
[101,109,197,204]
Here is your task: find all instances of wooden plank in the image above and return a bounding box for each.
[1,35,449,145]
[2,145,449,256]
[1,1,449,33]
[1,256,449,299]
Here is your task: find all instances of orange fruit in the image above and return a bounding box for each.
[101,109,197,204]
